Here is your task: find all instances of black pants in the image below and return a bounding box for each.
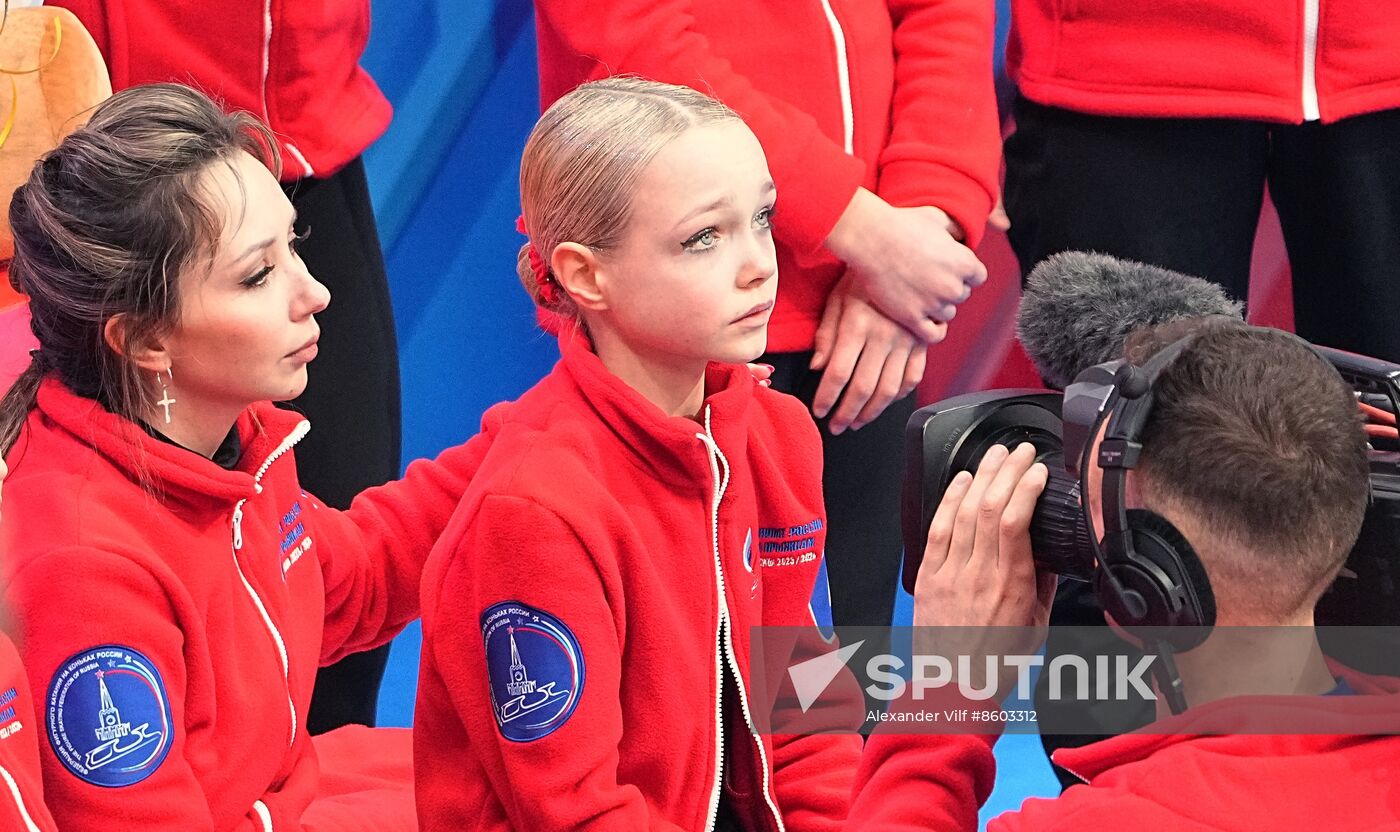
[761,351,915,717]
[1004,97,1400,363]
[1005,97,1400,786]
[284,157,402,734]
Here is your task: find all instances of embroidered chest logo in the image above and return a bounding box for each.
[742,528,759,598]
[480,602,585,742]
[756,517,824,567]
[278,499,313,579]
[46,645,173,786]
[0,684,22,743]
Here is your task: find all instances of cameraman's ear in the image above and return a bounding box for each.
[104,314,170,374]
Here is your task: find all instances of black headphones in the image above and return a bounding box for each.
[1085,337,1217,648]
[1061,335,1218,713]
[1060,324,1360,711]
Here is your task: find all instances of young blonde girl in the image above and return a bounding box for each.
[413,77,860,830]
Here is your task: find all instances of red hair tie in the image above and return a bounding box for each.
[515,215,559,305]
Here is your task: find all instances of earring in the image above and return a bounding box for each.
[156,368,176,425]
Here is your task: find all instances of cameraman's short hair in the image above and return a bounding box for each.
[1124,319,1370,617]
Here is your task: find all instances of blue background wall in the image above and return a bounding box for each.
[358,0,550,729]
[358,1,1053,826]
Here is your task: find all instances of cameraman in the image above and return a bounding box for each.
[848,321,1400,829]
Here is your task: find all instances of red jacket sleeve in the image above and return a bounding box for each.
[984,787,1131,831]
[845,696,999,831]
[849,717,1163,830]
[4,549,271,831]
[533,0,866,256]
[312,420,497,664]
[877,0,1000,246]
[767,643,863,829]
[0,633,56,832]
[426,494,690,830]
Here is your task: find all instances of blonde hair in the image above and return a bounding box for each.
[516,77,741,318]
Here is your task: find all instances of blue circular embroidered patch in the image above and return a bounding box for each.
[481,602,585,743]
[46,645,174,787]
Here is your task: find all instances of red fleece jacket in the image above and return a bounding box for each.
[50,0,390,179]
[847,665,1400,830]
[0,634,56,832]
[1009,0,1400,124]
[414,333,862,830]
[533,0,1000,352]
[0,378,488,831]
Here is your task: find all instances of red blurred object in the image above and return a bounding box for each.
[0,281,21,310]
[1365,424,1399,440]
[916,223,1042,406]
[0,273,36,393]
[918,190,1296,407]
[1245,192,1294,331]
[1361,401,1397,426]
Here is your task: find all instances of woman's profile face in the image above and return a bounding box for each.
[161,151,329,414]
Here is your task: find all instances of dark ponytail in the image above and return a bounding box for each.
[0,352,46,452]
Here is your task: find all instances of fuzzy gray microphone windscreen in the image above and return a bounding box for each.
[1017,251,1244,389]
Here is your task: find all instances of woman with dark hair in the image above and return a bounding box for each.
[0,82,486,831]
[48,0,407,734]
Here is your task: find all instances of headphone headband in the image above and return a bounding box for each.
[1064,329,1216,690]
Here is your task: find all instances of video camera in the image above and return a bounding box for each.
[901,345,1400,625]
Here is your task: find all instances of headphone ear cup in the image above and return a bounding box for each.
[1094,562,1151,627]
[1096,510,1216,650]
[1128,509,1216,637]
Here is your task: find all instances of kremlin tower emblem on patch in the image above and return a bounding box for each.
[481,602,585,742]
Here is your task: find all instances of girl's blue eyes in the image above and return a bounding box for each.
[682,228,720,251]
[680,207,776,253]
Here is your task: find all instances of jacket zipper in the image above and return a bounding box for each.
[1058,764,1089,785]
[252,799,273,832]
[696,409,787,832]
[817,0,855,153]
[697,414,728,832]
[230,420,310,758]
[260,0,273,124]
[258,1,314,177]
[1301,0,1321,120]
[0,765,41,832]
[283,143,315,178]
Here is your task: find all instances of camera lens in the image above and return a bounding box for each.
[968,420,1097,577]
[977,433,1095,581]
[1028,453,1095,581]
[903,392,1100,593]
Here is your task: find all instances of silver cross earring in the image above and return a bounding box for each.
[156,368,176,424]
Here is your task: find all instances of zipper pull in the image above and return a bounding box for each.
[232,505,245,550]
